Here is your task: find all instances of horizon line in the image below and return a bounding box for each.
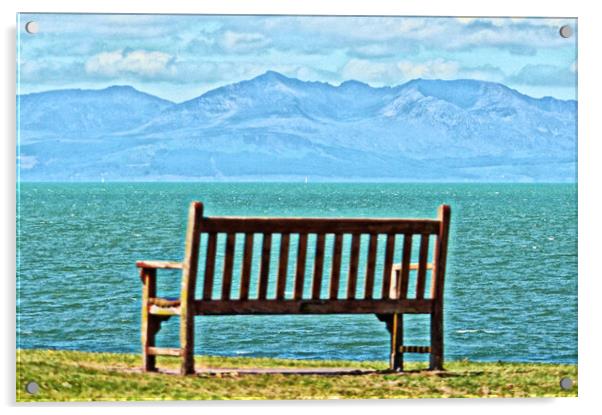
[16,70,576,104]
[17,180,578,184]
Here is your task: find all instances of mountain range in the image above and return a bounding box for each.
[17,71,577,182]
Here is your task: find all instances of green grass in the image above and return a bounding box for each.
[16,349,577,401]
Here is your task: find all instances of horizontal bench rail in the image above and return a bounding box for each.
[192,299,433,315]
[200,217,441,235]
[147,347,182,357]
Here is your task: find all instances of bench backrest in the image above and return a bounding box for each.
[180,202,450,307]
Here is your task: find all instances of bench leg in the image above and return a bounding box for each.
[141,312,158,372]
[141,268,157,372]
[390,313,404,371]
[429,308,444,370]
[180,310,195,375]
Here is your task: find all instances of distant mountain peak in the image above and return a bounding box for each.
[338,79,371,89]
[103,84,136,91]
[18,83,174,139]
[101,85,148,95]
[254,70,293,83]
[99,85,174,104]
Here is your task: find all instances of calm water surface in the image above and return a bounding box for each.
[17,183,577,363]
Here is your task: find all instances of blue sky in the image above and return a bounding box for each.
[17,14,577,102]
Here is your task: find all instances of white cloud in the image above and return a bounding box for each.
[220,31,270,52]
[351,44,396,58]
[341,59,403,84]
[342,58,461,84]
[85,49,174,78]
[506,64,575,87]
[397,59,460,79]
[456,17,477,25]
[460,65,506,83]
[18,156,37,169]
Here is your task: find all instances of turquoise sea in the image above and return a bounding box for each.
[16,183,577,363]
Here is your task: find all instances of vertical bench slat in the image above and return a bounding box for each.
[364,234,378,299]
[347,233,361,299]
[416,234,430,300]
[294,233,308,300]
[381,234,396,299]
[329,234,343,299]
[399,234,413,300]
[258,233,272,300]
[276,234,290,300]
[202,232,217,300]
[239,233,254,300]
[222,233,236,300]
[311,234,326,300]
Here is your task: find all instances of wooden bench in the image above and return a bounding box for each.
[136,202,451,375]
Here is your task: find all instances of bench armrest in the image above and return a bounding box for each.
[136,260,183,270]
[392,262,433,272]
[137,261,183,285]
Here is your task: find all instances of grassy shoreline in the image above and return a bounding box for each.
[16,349,577,401]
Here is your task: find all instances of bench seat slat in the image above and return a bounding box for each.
[400,345,432,354]
[149,305,180,316]
[193,299,433,315]
[393,263,433,272]
[200,217,440,235]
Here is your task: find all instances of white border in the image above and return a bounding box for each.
[3,0,601,413]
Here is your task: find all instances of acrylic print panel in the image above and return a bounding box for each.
[16,14,577,401]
